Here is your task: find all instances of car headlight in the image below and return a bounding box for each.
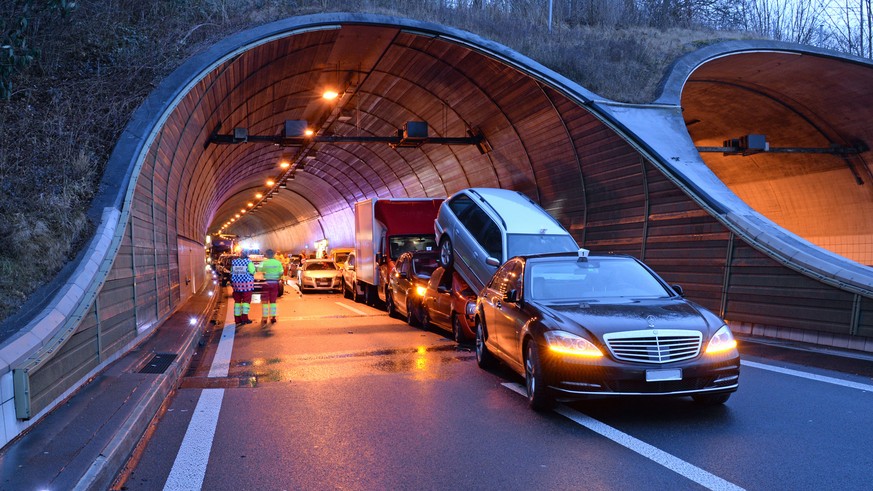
[415,285,427,297]
[706,325,738,354]
[465,301,476,316]
[543,331,603,358]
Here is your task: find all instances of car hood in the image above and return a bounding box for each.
[535,297,723,339]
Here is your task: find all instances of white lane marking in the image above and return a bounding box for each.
[208,324,236,378]
[502,383,745,491]
[335,302,370,315]
[163,388,224,491]
[741,360,873,392]
[208,298,238,378]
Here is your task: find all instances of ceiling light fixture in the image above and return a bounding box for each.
[266,179,275,187]
[255,192,263,199]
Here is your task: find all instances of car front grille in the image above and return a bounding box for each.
[603,329,701,364]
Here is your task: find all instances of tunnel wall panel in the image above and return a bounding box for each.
[725,240,855,333]
[27,305,100,420]
[859,297,873,338]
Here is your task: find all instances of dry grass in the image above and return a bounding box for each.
[0,0,763,323]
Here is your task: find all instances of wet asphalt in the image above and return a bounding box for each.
[116,285,873,491]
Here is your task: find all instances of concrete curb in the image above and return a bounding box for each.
[73,289,220,490]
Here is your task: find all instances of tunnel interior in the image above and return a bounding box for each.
[681,52,873,266]
[160,23,591,257]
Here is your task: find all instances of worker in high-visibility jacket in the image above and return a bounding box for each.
[258,248,285,324]
[230,251,256,325]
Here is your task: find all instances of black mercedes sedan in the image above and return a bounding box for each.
[475,250,740,411]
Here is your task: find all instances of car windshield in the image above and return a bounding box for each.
[527,257,672,301]
[306,262,336,271]
[389,235,437,260]
[411,256,439,276]
[507,234,578,258]
[334,252,351,263]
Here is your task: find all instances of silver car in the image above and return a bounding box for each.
[434,188,578,292]
[297,259,342,293]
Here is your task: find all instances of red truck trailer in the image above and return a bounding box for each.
[353,198,443,305]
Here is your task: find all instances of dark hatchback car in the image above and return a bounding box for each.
[386,250,440,326]
[475,250,740,411]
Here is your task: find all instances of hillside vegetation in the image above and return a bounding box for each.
[0,0,765,323]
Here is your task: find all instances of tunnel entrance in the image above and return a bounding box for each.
[681,51,873,267]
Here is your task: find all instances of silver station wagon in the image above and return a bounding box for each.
[434,188,578,292]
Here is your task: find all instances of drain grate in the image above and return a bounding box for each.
[139,353,178,374]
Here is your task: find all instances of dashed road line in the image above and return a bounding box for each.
[164,299,237,489]
[502,383,745,491]
[741,360,873,392]
[335,302,371,315]
[162,388,224,491]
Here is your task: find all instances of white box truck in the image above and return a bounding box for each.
[353,198,443,305]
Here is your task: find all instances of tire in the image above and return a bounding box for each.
[353,282,364,303]
[691,393,731,405]
[525,341,554,411]
[386,291,398,318]
[342,282,351,299]
[278,283,285,297]
[421,307,431,330]
[475,318,495,369]
[451,313,462,343]
[438,236,454,269]
[406,298,420,327]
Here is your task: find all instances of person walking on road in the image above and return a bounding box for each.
[230,250,256,326]
[259,248,285,324]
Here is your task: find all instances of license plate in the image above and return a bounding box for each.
[251,293,261,304]
[646,368,682,382]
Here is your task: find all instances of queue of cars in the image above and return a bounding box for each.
[271,187,741,411]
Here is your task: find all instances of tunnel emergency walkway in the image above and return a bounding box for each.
[0,13,871,450]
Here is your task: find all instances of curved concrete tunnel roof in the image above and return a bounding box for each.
[5,14,873,439]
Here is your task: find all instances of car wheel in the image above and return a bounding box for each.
[406,298,420,327]
[691,393,731,405]
[421,307,431,330]
[343,282,351,299]
[438,236,454,269]
[475,318,495,369]
[278,283,284,297]
[525,341,554,411]
[353,282,363,303]
[451,313,462,343]
[386,291,398,318]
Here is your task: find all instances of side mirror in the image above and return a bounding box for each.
[672,284,685,297]
[437,285,449,294]
[503,289,519,303]
[375,253,383,264]
[348,264,355,271]
[399,271,408,279]
[485,257,500,267]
